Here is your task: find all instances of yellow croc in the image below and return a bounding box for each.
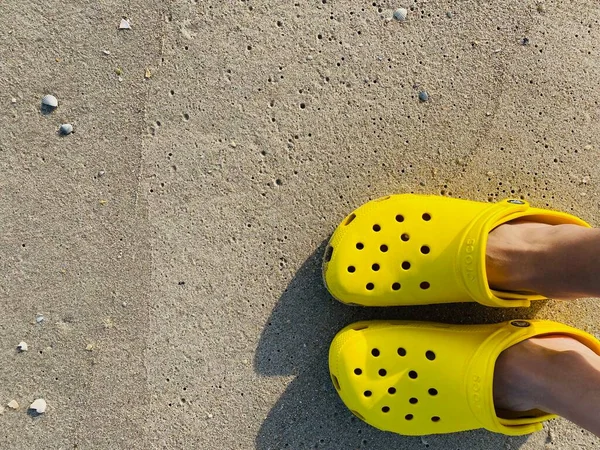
[329,319,600,436]
[323,194,589,307]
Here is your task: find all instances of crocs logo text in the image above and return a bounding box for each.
[464,239,476,282]
[471,374,482,411]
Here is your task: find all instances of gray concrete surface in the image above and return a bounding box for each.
[1,0,600,448]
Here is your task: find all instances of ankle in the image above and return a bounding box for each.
[486,222,550,294]
[493,336,600,414]
[493,338,554,412]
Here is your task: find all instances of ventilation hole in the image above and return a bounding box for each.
[431,416,440,422]
[364,390,372,397]
[401,233,410,241]
[371,263,380,271]
[354,368,362,375]
[428,388,438,396]
[395,214,404,222]
[344,213,356,226]
[420,281,430,290]
[356,242,364,250]
[420,245,430,254]
[324,246,333,262]
[408,371,418,379]
[351,410,365,421]
[373,224,381,232]
[366,283,374,290]
[331,374,341,391]
[402,261,411,270]
[371,348,380,357]
[382,406,390,413]
[380,244,388,252]
[397,347,407,356]
[388,387,396,394]
[352,324,369,331]
[422,213,431,221]
[392,282,401,290]
[347,266,356,273]
[405,414,414,421]
[426,351,436,361]
[378,369,387,376]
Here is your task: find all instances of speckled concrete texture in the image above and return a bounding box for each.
[1,0,600,448]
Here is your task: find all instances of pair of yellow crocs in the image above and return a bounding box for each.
[324,194,600,436]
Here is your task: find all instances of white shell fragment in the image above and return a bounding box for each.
[102,50,111,55]
[36,314,44,324]
[29,399,47,414]
[119,18,131,29]
[59,124,74,135]
[393,8,408,21]
[41,95,58,109]
[7,400,19,410]
[17,341,28,352]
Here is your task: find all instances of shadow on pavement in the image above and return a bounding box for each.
[255,241,540,449]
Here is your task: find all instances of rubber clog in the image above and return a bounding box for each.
[329,319,600,436]
[323,195,589,307]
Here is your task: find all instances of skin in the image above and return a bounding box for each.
[487,222,600,436]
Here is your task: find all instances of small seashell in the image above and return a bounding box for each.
[41,95,58,108]
[29,399,47,415]
[59,124,73,135]
[7,400,19,410]
[36,314,44,323]
[393,8,408,21]
[119,18,131,29]
[418,90,429,102]
[102,50,111,55]
[17,341,28,352]
[41,95,58,114]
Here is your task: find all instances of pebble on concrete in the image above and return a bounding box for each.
[17,341,28,352]
[418,90,429,102]
[28,399,47,415]
[393,8,408,21]
[7,400,19,410]
[59,124,74,135]
[41,95,58,114]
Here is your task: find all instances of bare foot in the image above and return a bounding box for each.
[493,335,599,413]
[486,221,600,300]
